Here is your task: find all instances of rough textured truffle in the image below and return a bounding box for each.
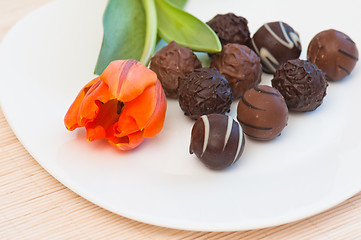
[272,59,328,112]
[178,68,233,120]
[237,85,288,141]
[190,114,245,170]
[206,13,251,47]
[210,44,262,99]
[150,41,202,98]
[307,29,359,81]
[252,21,301,73]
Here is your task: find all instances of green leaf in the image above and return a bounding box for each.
[155,0,221,53]
[94,0,157,75]
[139,0,157,65]
[166,0,188,9]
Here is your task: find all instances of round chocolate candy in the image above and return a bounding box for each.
[210,44,262,99]
[150,41,202,98]
[178,68,233,120]
[190,114,245,170]
[237,85,288,141]
[206,13,251,47]
[272,59,328,112]
[307,29,359,81]
[251,21,301,73]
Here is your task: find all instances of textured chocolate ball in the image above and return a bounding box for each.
[307,29,359,81]
[210,44,262,99]
[206,13,251,47]
[178,68,233,120]
[237,85,288,141]
[252,21,301,73]
[190,114,245,170]
[150,41,202,98]
[272,59,328,112]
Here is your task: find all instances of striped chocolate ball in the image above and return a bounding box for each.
[307,29,358,81]
[190,114,245,170]
[237,85,288,141]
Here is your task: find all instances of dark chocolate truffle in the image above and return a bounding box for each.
[178,68,233,120]
[150,41,202,98]
[190,114,245,170]
[206,13,251,47]
[237,85,288,141]
[252,21,301,73]
[307,29,359,81]
[272,59,328,112]
[210,44,262,99]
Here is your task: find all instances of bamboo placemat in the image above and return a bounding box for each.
[1,0,361,239]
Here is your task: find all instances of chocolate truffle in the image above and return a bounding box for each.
[150,41,202,98]
[237,85,288,141]
[178,68,233,120]
[252,21,301,73]
[190,114,245,170]
[206,13,251,47]
[307,29,359,81]
[210,44,262,99]
[272,59,328,112]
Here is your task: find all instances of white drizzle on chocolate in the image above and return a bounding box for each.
[201,115,243,163]
[232,123,244,165]
[223,116,233,151]
[264,22,300,49]
[200,115,210,157]
[190,114,245,170]
[252,44,279,73]
[252,21,301,73]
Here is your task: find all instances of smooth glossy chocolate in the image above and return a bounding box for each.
[237,85,288,141]
[252,21,301,73]
[178,68,233,120]
[272,59,328,112]
[150,41,202,98]
[210,44,262,99]
[206,13,251,47]
[190,114,245,170]
[307,29,359,81]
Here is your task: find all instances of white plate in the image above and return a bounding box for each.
[1,0,360,232]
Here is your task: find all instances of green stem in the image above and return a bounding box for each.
[140,0,158,66]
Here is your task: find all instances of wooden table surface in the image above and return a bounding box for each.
[1,0,361,239]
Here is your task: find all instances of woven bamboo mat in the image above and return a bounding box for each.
[2,0,361,239]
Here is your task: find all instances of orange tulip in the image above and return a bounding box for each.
[64,59,167,150]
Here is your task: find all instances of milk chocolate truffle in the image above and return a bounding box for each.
[150,41,202,98]
[272,59,328,112]
[206,13,251,47]
[237,85,288,141]
[178,68,233,120]
[307,29,359,81]
[210,44,262,99]
[252,21,302,73]
[190,114,245,170]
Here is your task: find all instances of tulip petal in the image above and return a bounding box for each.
[114,115,139,138]
[116,80,166,138]
[109,130,144,151]
[77,79,111,127]
[100,60,157,102]
[142,81,167,138]
[64,77,100,131]
[65,59,167,151]
[85,99,122,141]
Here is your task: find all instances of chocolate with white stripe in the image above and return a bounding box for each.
[307,29,358,81]
[237,85,288,141]
[251,21,301,74]
[190,114,245,170]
